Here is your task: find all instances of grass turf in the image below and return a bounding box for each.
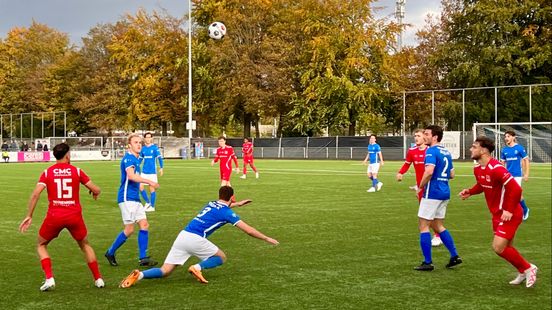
[0,159,550,309]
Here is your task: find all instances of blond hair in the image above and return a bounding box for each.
[127,133,142,145]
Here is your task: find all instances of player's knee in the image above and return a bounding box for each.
[138,221,149,230]
[492,242,506,254]
[124,225,135,235]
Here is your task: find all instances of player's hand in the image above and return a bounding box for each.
[159,168,164,177]
[239,199,252,207]
[235,167,240,174]
[523,175,528,182]
[151,182,160,190]
[210,160,215,166]
[458,189,471,200]
[19,216,32,233]
[362,160,367,166]
[381,161,384,166]
[265,237,279,245]
[501,210,513,221]
[396,173,403,182]
[89,190,100,200]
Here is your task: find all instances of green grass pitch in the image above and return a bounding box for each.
[1,159,550,309]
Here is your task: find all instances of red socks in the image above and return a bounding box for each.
[87,261,102,280]
[498,246,531,273]
[40,257,53,279]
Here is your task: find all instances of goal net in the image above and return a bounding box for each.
[472,122,552,163]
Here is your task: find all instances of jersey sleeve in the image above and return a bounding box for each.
[376,144,381,153]
[398,149,413,174]
[78,168,91,185]
[156,146,164,168]
[518,145,528,159]
[492,165,521,212]
[223,208,241,225]
[38,170,47,186]
[123,157,136,172]
[424,148,436,166]
[500,149,506,160]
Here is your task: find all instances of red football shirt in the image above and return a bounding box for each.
[398,146,427,186]
[38,163,90,216]
[469,158,522,215]
[214,145,238,171]
[242,142,253,157]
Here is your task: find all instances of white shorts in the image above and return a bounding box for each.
[140,173,158,185]
[514,177,522,186]
[164,230,219,265]
[118,201,147,225]
[418,198,449,220]
[367,163,380,174]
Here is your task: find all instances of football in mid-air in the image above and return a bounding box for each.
[208,22,226,40]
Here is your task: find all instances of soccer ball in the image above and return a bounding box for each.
[208,22,226,40]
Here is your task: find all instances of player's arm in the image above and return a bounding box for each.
[157,151,164,177]
[362,153,369,165]
[450,168,455,179]
[84,181,101,200]
[522,156,530,181]
[397,151,412,181]
[230,199,252,208]
[417,164,435,192]
[459,183,483,200]
[127,166,159,189]
[496,168,522,221]
[235,221,279,245]
[378,151,384,166]
[499,150,506,166]
[19,184,46,233]
[211,153,219,166]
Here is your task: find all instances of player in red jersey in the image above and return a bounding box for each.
[459,136,537,287]
[211,136,239,186]
[396,129,442,247]
[240,137,259,179]
[19,143,104,291]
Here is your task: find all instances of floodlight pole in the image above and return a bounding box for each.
[396,0,405,51]
[188,0,193,157]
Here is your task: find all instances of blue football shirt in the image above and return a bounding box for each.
[500,144,527,177]
[367,143,381,164]
[140,144,164,174]
[423,145,454,200]
[117,152,141,203]
[184,201,241,238]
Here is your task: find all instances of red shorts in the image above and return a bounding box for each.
[39,212,88,241]
[243,155,254,164]
[492,209,523,240]
[220,169,232,181]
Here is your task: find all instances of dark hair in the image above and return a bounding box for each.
[475,136,495,154]
[53,143,70,160]
[218,136,226,141]
[504,130,516,137]
[425,125,444,142]
[244,137,250,141]
[144,132,153,138]
[369,134,376,139]
[219,186,234,201]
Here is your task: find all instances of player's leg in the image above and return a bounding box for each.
[241,160,248,178]
[433,201,462,267]
[106,203,137,266]
[68,216,104,287]
[514,178,529,220]
[137,218,157,266]
[367,167,376,192]
[120,263,178,288]
[188,240,224,284]
[415,217,434,271]
[492,217,537,287]
[140,183,150,206]
[37,236,56,291]
[37,217,63,291]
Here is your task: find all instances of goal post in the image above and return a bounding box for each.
[472,122,552,163]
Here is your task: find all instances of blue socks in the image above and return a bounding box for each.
[439,229,458,257]
[143,268,163,279]
[372,178,379,188]
[141,190,150,204]
[199,256,224,270]
[138,230,149,259]
[420,232,432,263]
[520,199,528,213]
[151,192,157,208]
[108,231,128,255]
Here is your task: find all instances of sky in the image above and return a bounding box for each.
[0,0,441,47]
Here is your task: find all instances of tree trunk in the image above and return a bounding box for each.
[254,117,260,138]
[348,121,356,136]
[161,121,168,136]
[243,113,252,138]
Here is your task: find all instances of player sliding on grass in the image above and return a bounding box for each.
[459,136,537,287]
[19,143,104,291]
[119,186,279,288]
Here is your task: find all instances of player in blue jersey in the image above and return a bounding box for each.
[118,186,279,288]
[414,125,462,271]
[362,134,384,192]
[139,132,164,212]
[105,133,160,267]
[500,131,530,220]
